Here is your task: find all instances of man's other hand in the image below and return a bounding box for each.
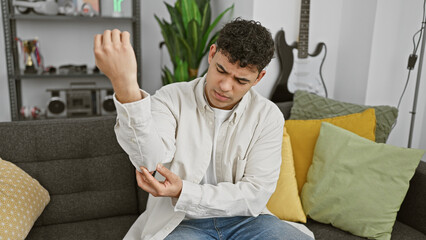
[136,164,183,198]
[93,29,141,103]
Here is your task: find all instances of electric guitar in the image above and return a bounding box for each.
[270,0,327,102]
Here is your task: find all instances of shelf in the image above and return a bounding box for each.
[11,14,135,22]
[2,0,140,121]
[13,72,108,80]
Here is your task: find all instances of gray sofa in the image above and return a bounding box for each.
[0,103,425,240]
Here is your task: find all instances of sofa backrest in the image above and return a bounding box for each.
[0,116,148,227]
[275,101,293,120]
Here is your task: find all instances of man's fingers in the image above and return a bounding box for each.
[112,29,121,45]
[135,169,146,185]
[156,164,177,182]
[94,34,102,51]
[121,31,131,45]
[102,29,112,45]
[141,167,164,191]
[135,170,157,195]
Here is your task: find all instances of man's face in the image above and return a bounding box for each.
[205,45,266,110]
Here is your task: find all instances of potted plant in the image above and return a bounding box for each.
[155,0,234,85]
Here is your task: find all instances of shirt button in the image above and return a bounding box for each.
[131,138,137,143]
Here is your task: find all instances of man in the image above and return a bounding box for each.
[94,18,312,240]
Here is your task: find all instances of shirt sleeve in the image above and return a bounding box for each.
[113,89,177,172]
[174,114,285,217]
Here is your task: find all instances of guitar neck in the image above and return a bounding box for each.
[298,0,310,59]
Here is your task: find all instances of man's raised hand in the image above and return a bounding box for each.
[93,29,141,103]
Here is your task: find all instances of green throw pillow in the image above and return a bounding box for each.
[290,90,398,143]
[301,122,424,240]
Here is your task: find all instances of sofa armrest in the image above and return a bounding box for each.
[397,161,426,234]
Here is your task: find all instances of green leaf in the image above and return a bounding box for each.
[201,31,219,59]
[195,0,208,13]
[165,3,185,38]
[174,60,189,82]
[162,66,175,85]
[197,2,211,60]
[187,20,202,69]
[200,4,234,54]
[156,16,176,66]
[199,1,211,36]
[177,36,193,69]
[157,20,180,67]
[187,20,200,49]
[175,0,181,13]
[181,0,201,31]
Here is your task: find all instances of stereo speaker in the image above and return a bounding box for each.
[47,90,67,118]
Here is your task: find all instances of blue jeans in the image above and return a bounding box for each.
[164,214,313,240]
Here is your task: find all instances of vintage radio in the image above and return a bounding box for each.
[66,89,99,117]
[46,84,115,118]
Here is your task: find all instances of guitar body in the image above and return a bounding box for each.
[287,42,327,97]
[270,30,296,103]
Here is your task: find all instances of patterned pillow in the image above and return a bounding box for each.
[0,158,50,240]
[290,90,398,143]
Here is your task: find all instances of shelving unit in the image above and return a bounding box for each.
[14,72,108,79]
[1,0,141,121]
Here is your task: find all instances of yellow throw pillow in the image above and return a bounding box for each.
[267,127,307,223]
[286,108,376,194]
[0,158,50,240]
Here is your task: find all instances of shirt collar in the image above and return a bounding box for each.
[195,75,251,125]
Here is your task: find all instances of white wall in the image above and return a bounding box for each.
[333,0,377,104]
[363,0,426,160]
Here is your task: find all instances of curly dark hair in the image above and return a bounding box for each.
[216,18,275,73]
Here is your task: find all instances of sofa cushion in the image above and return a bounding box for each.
[285,108,376,193]
[0,158,50,240]
[397,161,426,235]
[267,127,306,223]
[302,122,424,239]
[306,219,426,240]
[26,215,138,240]
[0,117,141,229]
[20,154,138,226]
[289,90,398,143]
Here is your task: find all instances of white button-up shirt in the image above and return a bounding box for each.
[114,76,285,240]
